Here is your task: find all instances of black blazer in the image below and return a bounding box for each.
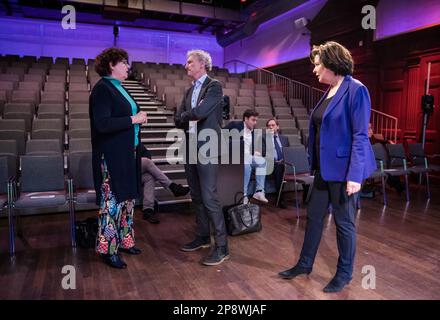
[223,120,267,157]
[89,78,142,205]
[174,76,224,161]
[276,134,290,149]
[272,134,289,161]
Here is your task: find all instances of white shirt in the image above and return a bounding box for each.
[243,123,252,156]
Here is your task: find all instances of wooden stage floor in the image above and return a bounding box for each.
[1,184,439,300]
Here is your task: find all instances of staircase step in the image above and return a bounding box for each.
[126,88,145,91]
[156,197,192,205]
[123,83,144,86]
[147,145,179,152]
[139,106,159,112]
[164,170,186,181]
[141,128,179,138]
[141,137,182,144]
[123,85,145,89]
[145,116,168,123]
[156,163,184,171]
[140,105,162,110]
[128,90,149,94]
[122,80,140,84]
[152,156,184,164]
[144,143,178,149]
[130,93,156,98]
[147,146,179,157]
[142,122,175,128]
[137,100,162,105]
[145,110,174,116]
[141,128,178,133]
[134,98,156,102]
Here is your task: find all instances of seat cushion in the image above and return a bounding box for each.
[409,166,431,174]
[284,173,314,185]
[369,170,386,179]
[76,189,96,204]
[384,168,409,176]
[15,191,66,208]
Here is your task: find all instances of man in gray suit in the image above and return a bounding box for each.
[174,49,228,266]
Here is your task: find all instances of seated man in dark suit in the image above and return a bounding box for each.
[224,109,268,204]
[266,118,290,208]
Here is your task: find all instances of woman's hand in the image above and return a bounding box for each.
[131,111,147,124]
[346,181,361,196]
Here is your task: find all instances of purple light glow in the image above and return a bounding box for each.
[0,16,223,66]
[223,0,326,71]
[375,0,440,40]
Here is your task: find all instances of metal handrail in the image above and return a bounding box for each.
[224,60,398,142]
[370,109,398,144]
[224,59,325,111]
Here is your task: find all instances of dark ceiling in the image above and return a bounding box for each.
[0,0,269,35]
[0,0,309,47]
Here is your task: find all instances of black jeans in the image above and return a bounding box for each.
[297,171,358,281]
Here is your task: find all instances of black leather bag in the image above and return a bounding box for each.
[75,217,98,249]
[223,193,262,236]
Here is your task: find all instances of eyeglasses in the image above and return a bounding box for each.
[121,60,130,67]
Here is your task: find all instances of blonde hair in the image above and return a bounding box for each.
[187,49,212,71]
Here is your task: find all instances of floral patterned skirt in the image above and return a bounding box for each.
[96,157,135,255]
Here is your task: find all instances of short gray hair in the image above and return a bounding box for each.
[187,49,212,71]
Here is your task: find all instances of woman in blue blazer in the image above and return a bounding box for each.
[278,41,376,292]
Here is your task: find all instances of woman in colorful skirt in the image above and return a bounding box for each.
[89,47,147,268]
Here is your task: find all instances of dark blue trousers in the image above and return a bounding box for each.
[297,171,358,281]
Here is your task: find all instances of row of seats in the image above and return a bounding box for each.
[133,61,230,76]
[0,63,94,80]
[0,90,89,111]
[1,99,89,131]
[1,150,95,255]
[0,54,94,66]
[369,142,437,204]
[0,118,91,155]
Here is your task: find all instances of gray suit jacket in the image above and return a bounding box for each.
[174,75,224,156]
[174,75,223,135]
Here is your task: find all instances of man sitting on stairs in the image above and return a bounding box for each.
[140,144,190,223]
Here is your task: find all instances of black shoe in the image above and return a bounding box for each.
[143,208,160,224]
[278,265,311,279]
[169,182,190,197]
[323,276,351,293]
[119,247,142,255]
[202,245,230,266]
[180,237,211,252]
[103,254,127,269]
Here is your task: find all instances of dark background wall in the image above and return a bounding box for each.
[267,0,440,155]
